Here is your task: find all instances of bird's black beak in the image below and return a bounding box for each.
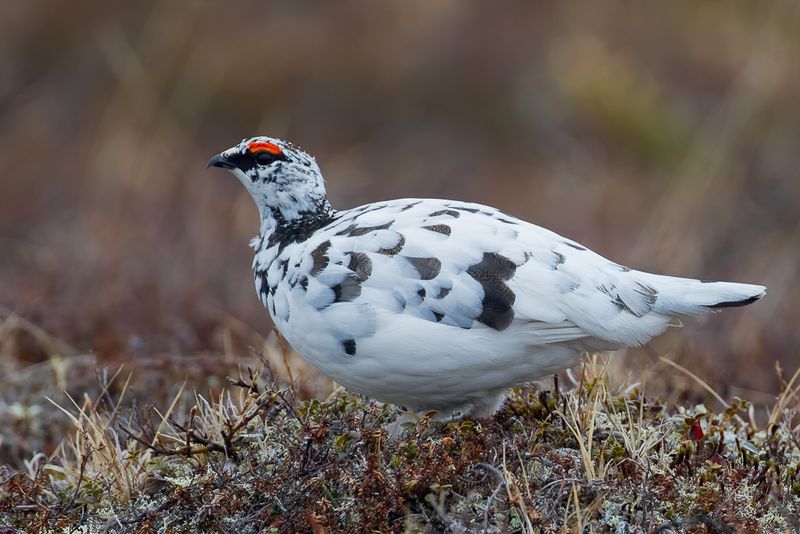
[207,153,235,170]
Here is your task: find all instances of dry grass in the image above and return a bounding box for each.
[1,349,798,532]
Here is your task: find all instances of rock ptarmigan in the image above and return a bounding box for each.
[208,136,766,418]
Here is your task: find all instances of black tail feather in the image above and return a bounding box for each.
[706,294,762,309]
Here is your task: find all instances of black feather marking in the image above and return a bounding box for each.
[467,252,517,282]
[433,311,444,322]
[299,276,309,290]
[335,223,359,236]
[417,288,426,298]
[563,241,587,251]
[707,295,761,308]
[477,286,516,330]
[634,283,658,305]
[598,284,628,313]
[429,209,461,219]
[264,199,336,254]
[466,252,517,330]
[256,270,269,298]
[567,281,581,292]
[598,282,657,317]
[609,294,632,314]
[435,287,451,299]
[342,339,357,356]
[552,251,566,268]
[423,224,451,236]
[377,233,405,256]
[347,221,393,236]
[350,203,388,215]
[407,257,442,280]
[347,252,373,281]
[310,241,331,276]
[496,217,518,225]
[401,201,422,211]
[331,276,362,303]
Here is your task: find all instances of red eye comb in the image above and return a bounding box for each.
[247,141,282,155]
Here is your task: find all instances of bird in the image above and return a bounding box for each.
[208,136,766,420]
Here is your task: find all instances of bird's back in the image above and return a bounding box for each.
[253,197,763,411]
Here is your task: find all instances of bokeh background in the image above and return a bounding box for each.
[1,1,798,467]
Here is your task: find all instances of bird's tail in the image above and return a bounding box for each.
[639,273,766,317]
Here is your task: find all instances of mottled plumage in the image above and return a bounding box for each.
[208,136,766,418]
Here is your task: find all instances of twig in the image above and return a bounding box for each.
[65,450,92,510]
[120,425,228,457]
[475,462,506,530]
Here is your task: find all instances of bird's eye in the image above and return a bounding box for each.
[256,152,275,165]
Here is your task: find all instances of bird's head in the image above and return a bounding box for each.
[208,136,329,221]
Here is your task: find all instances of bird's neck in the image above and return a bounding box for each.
[257,194,337,253]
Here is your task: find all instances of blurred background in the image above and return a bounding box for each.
[1,1,798,467]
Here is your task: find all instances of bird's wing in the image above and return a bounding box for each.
[283,199,673,347]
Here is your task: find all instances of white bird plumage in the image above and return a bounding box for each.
[208,136,766,418]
